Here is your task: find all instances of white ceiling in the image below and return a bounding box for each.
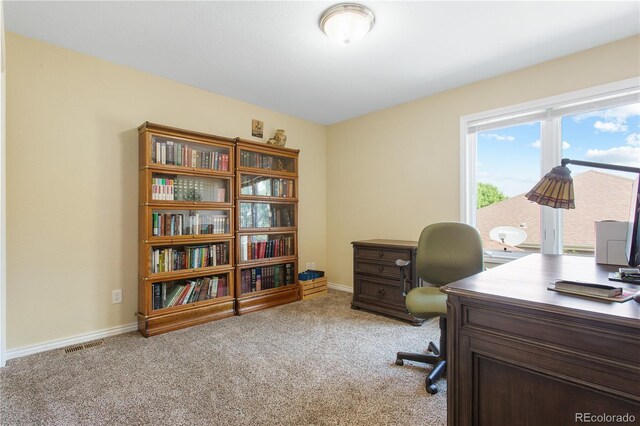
[4,1,640,125]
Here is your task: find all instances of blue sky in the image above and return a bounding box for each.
[477,103,640,197]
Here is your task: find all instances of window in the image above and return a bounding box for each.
[461,79,640,259]
[475,122,542,254]
[559,106,639,254]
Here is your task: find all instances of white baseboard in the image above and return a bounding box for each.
[328,281,353,293]
[6,322,138,361]
[6,285,352,362]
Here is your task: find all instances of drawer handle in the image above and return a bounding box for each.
[378,251,384,258]
[378,265,384,273]
[377,288,385,296]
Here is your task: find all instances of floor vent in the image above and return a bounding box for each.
[63,339,105,354]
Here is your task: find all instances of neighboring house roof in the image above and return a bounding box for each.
[477,171,635,251]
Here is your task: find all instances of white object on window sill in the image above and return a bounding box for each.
[484,250,530,264]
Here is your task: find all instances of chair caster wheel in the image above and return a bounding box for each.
[426,384,438,394]
[395,358,404,366]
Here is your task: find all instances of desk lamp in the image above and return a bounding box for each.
[525,158,640,268]
[525,158,640,209]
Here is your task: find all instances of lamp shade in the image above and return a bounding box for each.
[525,165,575,209]
[320,3,375,45]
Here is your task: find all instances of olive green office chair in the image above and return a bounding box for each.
[395,222,483,394]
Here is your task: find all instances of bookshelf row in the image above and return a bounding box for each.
[151,136,230,171]
[240,175,295,198]
[239,150,295,173]
[238,235,294,262]
[151,274,229,311]
[239,202,294,229]
[151,242,230,273]
[152,211,230,237]
[151,175,228,202]
[239,263,295,294]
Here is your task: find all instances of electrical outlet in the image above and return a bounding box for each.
[306,262,311,270]
[310,262,316,270]
[112,289,123,304]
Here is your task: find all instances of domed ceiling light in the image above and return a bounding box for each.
[320,3,375,46]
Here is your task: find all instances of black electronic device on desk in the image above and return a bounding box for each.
[607,267,640,303]
[608,267,640,284]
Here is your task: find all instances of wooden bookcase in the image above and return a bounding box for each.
[137,122,236,336]
[234,139,300,314]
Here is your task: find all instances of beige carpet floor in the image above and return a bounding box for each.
[0,289,446,425]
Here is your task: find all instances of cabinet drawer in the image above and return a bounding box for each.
[355,246,412,263]
[354,275,406,307]
[355,260,405,280]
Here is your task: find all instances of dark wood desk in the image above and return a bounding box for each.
[442,254,640,426]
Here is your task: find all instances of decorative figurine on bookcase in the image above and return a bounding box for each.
[267,129,287,147]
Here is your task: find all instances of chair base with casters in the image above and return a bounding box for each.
[396,316,447,394]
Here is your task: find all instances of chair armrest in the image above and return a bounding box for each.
[395,259,411,296]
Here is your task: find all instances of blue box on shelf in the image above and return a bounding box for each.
[298,270,325,281]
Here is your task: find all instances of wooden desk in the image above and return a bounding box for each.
[442,254,640,426]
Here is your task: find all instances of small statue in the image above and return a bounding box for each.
[267,129,287,147]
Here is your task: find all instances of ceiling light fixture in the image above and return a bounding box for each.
[320,3,375,46]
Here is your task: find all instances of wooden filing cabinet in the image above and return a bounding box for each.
[351,239,423,324]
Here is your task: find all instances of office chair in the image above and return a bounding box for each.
[395,222,483,394]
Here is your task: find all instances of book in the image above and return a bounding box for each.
[552,280,622,297]
[176,282,194,305]
[200,278,211,301]
[255,268,262,291]
[210,276,219,298]
[152,283,162,310]
[285,263,293,284]
[165,284,185,307]
[216,188,226,203]
[166,141,174,165]
[241,270,250,294]
[218,276,227,296]
[548,282,636,302]
[189,280,203,303]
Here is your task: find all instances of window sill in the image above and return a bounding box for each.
[484,250,530,266]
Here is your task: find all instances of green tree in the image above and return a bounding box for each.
[477,182,508,208]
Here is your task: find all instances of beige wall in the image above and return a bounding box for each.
[326,35,640,289]
[6,33,326,350]
[6,31,640,351]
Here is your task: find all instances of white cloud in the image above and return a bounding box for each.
[626,133,640,146]
[594,120,627,133]
[573,103,640,122]
[573,103,639,134]
[585,145,640,167]
[530,139,569,149]
[481,133,515,142]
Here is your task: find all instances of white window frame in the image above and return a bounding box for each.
[460,77,640,258]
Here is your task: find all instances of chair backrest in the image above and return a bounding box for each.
[416,222,484,287]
